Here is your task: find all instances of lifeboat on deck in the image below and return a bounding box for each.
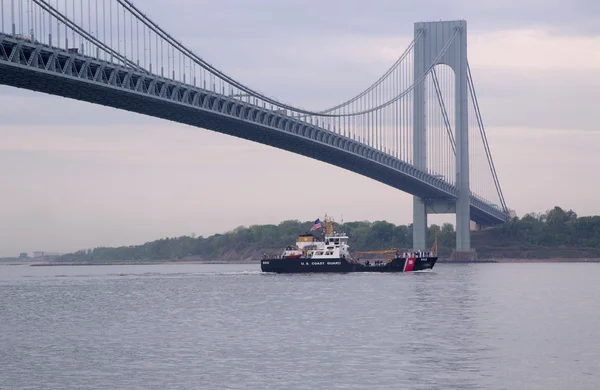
[281,246,303,259]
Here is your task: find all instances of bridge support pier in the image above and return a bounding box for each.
[412,20,473,255]
[412,198,427,251]
[453,21,471,253]
[412,20,428,252]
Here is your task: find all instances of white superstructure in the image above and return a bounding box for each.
[280,217,350,260]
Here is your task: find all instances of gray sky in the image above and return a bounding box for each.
[1,0,599,256]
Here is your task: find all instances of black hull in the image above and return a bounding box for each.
[261,256,437,273]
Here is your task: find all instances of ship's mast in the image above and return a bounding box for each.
[325,216,334,236]
[430,232,439,256]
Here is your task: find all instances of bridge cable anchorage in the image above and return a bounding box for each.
[315,29,424,114]
[431,67,456,154]
[32,0,141,71]
[115,0,456,118]
[466,60,508,213]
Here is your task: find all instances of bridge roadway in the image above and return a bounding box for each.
[0,34,508,225]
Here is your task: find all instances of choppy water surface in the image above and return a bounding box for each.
[0,263,599,389]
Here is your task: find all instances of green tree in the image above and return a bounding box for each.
[56,206,600,262]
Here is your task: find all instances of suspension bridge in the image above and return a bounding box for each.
[0,0,511,259]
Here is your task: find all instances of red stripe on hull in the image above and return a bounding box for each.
[404,258,415,272]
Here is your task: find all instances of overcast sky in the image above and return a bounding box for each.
[1,0,599,256]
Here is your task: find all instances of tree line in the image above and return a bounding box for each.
[57,206,600,262]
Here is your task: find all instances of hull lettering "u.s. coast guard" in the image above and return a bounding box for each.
[300,261,341,266]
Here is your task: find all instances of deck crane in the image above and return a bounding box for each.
[353,248,400,264]
[353,234,439,263]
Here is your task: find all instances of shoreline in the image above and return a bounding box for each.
[26,260,249,266]
[5,258,597,266]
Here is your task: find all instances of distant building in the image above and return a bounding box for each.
[32,251,62,260]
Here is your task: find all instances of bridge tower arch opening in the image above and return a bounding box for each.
[412,20,471,256]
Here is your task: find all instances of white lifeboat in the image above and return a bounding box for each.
[281,246,303,259]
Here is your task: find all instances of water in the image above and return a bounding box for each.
[0,263,598,389]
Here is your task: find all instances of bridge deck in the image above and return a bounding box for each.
[0,34,508,225]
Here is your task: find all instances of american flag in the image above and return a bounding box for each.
[309,218,322,231]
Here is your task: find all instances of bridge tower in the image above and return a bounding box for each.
[412,20,473,258]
